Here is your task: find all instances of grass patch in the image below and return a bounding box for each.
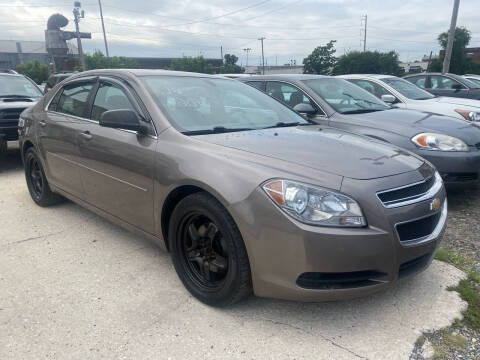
[435,248,480,330]
[443,333,467,349]
[432,346,451,360]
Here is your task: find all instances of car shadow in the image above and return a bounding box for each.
[446,184,480,212]
[0,141,23,174]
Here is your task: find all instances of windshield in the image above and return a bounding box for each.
[141,76,309,134]
[0,75,43,98]
[303,78,390,114]
[382,77,434,100]
[458,76,480,89]
[466,77,480,87]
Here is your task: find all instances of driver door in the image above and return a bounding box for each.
[77,78,157,233]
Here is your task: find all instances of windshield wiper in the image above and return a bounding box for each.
[182,126,255,135]
[261,121,311,129]
[341,109,384,114]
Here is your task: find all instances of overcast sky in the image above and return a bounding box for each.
[1,0,479,66]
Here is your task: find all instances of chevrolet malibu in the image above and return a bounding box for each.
[19,69,447,306]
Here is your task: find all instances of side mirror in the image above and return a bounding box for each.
[99,109,141,132]
[452,83,464,91]
[293,103,317,116]
[381,94,397,104]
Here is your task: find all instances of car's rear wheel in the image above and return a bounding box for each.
[168,192,252,306]
[24,147,63,207]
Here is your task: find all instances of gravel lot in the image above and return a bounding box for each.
[0,142,474,360]
[443,184,480,270]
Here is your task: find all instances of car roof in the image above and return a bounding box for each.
[68,68,235,80]
[337,74,396,80]
[240,74,330,82]
[404,72,460,78]
[0,72,26,78]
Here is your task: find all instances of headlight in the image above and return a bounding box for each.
[18,117,25,128]
[455,109,480,122]
[263,179,366,227]
[411,133,469,152]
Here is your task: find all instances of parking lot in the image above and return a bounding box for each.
[0,142,473,360]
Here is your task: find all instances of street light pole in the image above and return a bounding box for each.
[442,0,460,74]
[243,47,251,67]
[98,0,109,57]
[73,2,86,71]
[258,37,265,75]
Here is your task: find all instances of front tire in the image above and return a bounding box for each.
[168,192,252,307]
[24,147,63,207]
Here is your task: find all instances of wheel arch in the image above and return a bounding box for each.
[161,184,231,251]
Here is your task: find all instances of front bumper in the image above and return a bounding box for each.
[416,149,480,186]
[230,169,446,302]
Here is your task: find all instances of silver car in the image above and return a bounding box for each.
[338,74,480,122]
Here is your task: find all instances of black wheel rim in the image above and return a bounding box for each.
[178,212,229,289]
[29,157,44,198]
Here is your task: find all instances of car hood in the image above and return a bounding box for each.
[431,96,480,109]
[194,125,424,180]
[0,98,39,110]
[344,108,480,145]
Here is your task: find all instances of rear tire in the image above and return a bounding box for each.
[24,147,63,207]
[168,192,252,307]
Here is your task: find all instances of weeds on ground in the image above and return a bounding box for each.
[435,248,480,330]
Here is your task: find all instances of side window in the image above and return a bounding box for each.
[245,81,264,91]
[406,76,427,89]
[48,89,63,111]
[56,82,93,117]
[430,76,465,90]
[266,81,315,109]
[349,79,391,98]
[91,82,136,121]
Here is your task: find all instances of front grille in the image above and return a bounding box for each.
[377,175,435,207]
[296,270,386,289]
[396,212,441,243]
[399,253,432,279]
[0,108,26,121]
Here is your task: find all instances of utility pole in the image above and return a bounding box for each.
[443,0,460,74]
[361,14,367,52]
[427,50,433,71]
[220,45,223,62]
[73,2,86,71]
[258,37,265,75]
[98,0,109,57]
[243,48,251,66]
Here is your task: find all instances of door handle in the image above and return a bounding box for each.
[39,120,47,127]
[79,131,93,140]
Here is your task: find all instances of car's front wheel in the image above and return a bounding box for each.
[168,192,252,307]
[24,147,63,207]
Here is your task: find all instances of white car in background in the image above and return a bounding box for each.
[338,74,480,122]
[463,75,480,87]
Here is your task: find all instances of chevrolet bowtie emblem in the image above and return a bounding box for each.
[430,198,442,211]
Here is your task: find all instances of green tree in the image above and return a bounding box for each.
[16,60,50,84]
[84,50,139,70]
[303,40,337,75]
[332,50,403,76]
[170,56,215,74]
[218,53,244,74]
[429,27,480,74]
